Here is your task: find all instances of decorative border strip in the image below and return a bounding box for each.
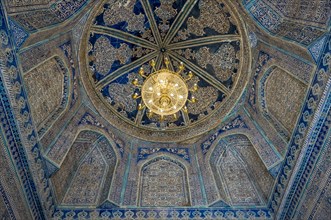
[248,51,271,110]
[53,208,272,219]
[269,34,331,218]
[0,2,50,219]
[286,93,331,218]
[0,181,15,220]
[278,34,331,219]
[60,41,79,108]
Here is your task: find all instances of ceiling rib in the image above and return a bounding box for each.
[91,25,158,50]
[168,51,231,95]
[155,53,164,70]
[163,0,199,46]
[167,35,241,50]
[96,51,158,90]
[140,0,163,46]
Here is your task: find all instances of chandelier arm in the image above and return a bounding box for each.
[189,83,199,92]
[133,85,142,88]
[139,73,147,79]
[187,98,197,103]
[163,54,175,71]
[164,57,170,69]
[138,103,145,111]
[182,106,188,113]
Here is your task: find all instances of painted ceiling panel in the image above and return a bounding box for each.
[83,0,250,142]
[0,0,330,219]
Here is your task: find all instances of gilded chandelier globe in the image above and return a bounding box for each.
[132,58,197,120]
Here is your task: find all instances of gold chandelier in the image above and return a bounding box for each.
[132,58,198,120]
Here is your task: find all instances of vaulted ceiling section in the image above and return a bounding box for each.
[0,0,330,219]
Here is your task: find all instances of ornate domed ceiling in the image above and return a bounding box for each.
[0,0,330,219]
[81,0,250,141]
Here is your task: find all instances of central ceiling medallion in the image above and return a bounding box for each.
[132,58,197,120]
[81,0,251,141]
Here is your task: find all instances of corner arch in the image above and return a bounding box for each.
[208,134,273,206]
[45,118,123,166]
[23,56,70,138]
[50,130,118,207]
[137,155,191,207]
[258,66,307,140]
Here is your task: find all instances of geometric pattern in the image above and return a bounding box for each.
[309,35,327,63]
[7,0,89,31]
[263,67,306,133]
[0,1,330,220]
[51,131,116,207]
[8,17,28,48]
[81,0,250,141]
[209,134,274,206]
[24,56,69,135]
[139,157,190,207]
[62,147,107,206]
[274,34,331,219]
[246,0,328,46]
